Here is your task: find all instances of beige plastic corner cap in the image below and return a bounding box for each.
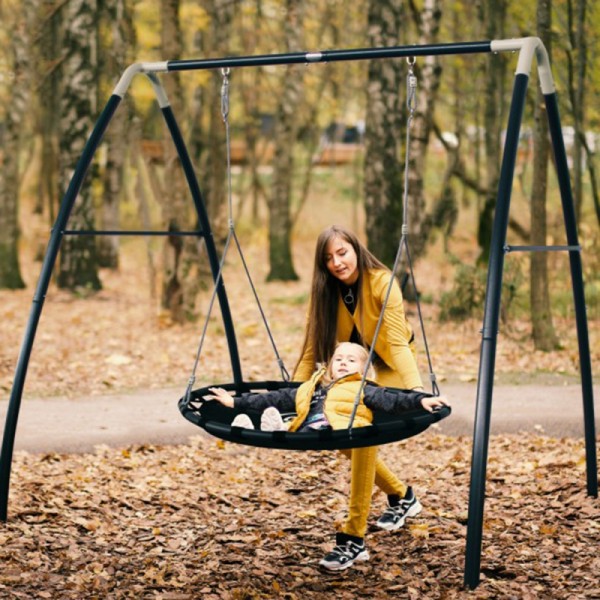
[112,62,169,98]
[490,37,555,95]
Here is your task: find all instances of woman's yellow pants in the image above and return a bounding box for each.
[340,447,407,538]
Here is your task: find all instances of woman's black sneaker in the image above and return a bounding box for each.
[376,486,422,531]
[319,533,369,571]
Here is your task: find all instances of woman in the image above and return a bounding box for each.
[294,225,429,571]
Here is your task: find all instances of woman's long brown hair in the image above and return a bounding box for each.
[295,225,387,372]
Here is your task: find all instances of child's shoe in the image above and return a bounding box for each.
[230,414,255,429]
[319,532,369,571]
[376,486,422,531]
[260,406,286,431]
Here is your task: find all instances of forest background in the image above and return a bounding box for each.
[1,2,600,599]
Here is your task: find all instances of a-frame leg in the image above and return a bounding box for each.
[544,92,597,496]
[463,71,531,589]
[464,73,598,590]
[0,95,123,521]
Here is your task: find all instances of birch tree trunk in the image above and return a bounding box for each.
[237,1,266,226]
[187,0,236,307]
[405,0,443,260]
[35,1,61,236]
[566,0,587,224]
[158,0,193,322]
[56,0,101,291]
[97,0,134,268]
[198,0,235,232]
[0,2,32,289]
[266,0,302,282]
[476,0,508,265]
[363,0,405,267]
[531,0,559,350]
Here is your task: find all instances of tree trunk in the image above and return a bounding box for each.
[0,2,32,289]
[237,1,267,226]
[430,9,463,253]
[159,0,188,321]
[531,0,560,351]
[266,0,302,282]
[477,0,507,265]
[158,0,226,323]
[363,0,405,267]
[405,0,443,260]
[97,0,134,268]
[200,1,235,232]
[187,0,237,305]
[35,0,61,246]
[56,0,101,291]
[566,0,587,225]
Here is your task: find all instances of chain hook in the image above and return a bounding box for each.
[406,56,417,114]
[220,68,230,122]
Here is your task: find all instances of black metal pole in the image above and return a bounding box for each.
[464,73,530,589]
[166,41,492,72]
[544,92,598,497]
[0,95,123,522]
[159,105,243,385]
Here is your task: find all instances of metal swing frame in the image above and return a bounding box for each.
[0,37,596,591]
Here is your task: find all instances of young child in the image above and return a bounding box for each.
[204,342,449,571]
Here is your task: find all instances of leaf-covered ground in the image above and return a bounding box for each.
[2,432,599,599]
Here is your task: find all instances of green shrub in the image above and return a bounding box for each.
[439,261,487,322]
[439,258,524,322]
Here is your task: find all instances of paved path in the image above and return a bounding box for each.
[1,380,598,453]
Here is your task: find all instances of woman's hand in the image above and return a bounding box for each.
[421,396,450,413]
[203,387,235,408]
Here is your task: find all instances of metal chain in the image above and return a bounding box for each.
[402,57,417,235]
[221,68,234,229]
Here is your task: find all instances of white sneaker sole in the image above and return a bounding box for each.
[230,414,255,429]
[319,550,370,571]
[376,500,423,531]
[260,407,286,431]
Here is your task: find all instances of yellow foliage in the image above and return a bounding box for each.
[180,3,210,47]
[130,76,159,114]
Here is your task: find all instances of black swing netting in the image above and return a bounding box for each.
[179,382,451,451]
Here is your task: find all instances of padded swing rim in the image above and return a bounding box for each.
[178,380,451,451]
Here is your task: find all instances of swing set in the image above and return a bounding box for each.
[0,37,596,590]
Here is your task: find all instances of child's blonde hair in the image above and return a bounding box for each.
[322,342,375,384]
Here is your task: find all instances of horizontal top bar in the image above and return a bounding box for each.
[112,38,552,98]
[504,244,581,253]
[62,229,204,237]
[167,41,492,72]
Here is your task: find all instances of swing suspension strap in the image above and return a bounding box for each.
[348,58,440,430]
[185,68,290,403]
